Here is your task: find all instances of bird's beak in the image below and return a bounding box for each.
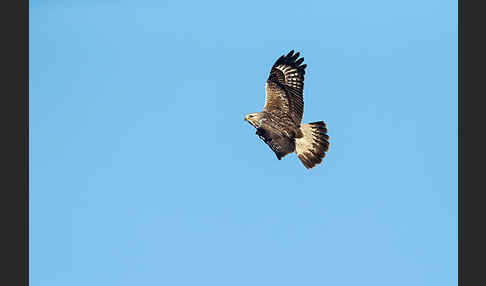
[244,115,249,121]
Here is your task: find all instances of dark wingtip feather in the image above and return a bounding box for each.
[273,50,306,70]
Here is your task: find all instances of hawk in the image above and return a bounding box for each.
[244,50,330,169]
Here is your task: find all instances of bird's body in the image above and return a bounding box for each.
[244,50,330,169]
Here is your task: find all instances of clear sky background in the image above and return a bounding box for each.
[30,0,457,285]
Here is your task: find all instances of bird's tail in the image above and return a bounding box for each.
[295,121,330,169]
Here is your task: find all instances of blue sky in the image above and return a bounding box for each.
[30,0,457,285]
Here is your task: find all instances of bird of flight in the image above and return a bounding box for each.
[244,50,330,169]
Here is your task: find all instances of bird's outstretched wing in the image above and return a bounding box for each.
[264,50,307,126]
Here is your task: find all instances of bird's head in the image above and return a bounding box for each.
[244,112,263,128]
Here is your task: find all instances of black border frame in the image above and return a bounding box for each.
[458,0,484,285]
[1,1,28,285]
